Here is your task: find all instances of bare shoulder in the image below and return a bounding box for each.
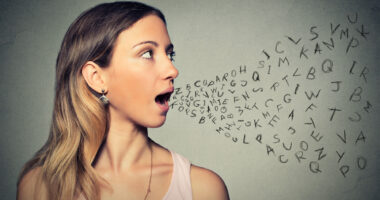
[190,164,230,200]
[17,167,48,200]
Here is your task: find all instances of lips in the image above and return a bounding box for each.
[155,87,174,112]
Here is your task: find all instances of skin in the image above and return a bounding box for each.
[17,15,229,200]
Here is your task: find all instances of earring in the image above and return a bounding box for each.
[99,89,109,105]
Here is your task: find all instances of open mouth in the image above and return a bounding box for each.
[155,87,174,113]
[155,92,172,105]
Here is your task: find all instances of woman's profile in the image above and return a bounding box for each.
[16,1,229,200]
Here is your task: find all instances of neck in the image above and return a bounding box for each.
[95,108,151,174]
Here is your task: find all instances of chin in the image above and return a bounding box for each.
[146,116,167,128]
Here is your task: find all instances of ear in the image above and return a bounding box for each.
[81,61,107,93]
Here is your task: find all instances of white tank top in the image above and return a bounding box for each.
[162,151,193,200]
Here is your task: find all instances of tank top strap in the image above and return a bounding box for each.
[162,150,193,200]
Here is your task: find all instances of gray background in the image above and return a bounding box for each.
[1,0,379,199]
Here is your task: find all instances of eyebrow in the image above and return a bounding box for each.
[133,40,174,51]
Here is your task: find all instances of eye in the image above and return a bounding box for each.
[168,51,176,62]
[141,50,153,59]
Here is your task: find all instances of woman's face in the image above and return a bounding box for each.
[103,14,178,128]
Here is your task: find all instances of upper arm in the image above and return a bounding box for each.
[17,167,48,200]
[190,165,230,200]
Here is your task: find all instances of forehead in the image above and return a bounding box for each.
[114,14,170,48]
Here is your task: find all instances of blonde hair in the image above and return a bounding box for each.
[17,2,166,199]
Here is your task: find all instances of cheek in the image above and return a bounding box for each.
[108,69,155,107]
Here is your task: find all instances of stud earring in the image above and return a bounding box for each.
[99,89,109,105]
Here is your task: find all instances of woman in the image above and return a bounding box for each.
[17,1,229,200]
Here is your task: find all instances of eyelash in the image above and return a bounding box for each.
[168,51,176,62]
[141,50,176,62]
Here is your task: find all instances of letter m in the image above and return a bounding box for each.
[278,56,290,67]
[216,127,224,134]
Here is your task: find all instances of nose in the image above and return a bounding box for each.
[164,58,179,81]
